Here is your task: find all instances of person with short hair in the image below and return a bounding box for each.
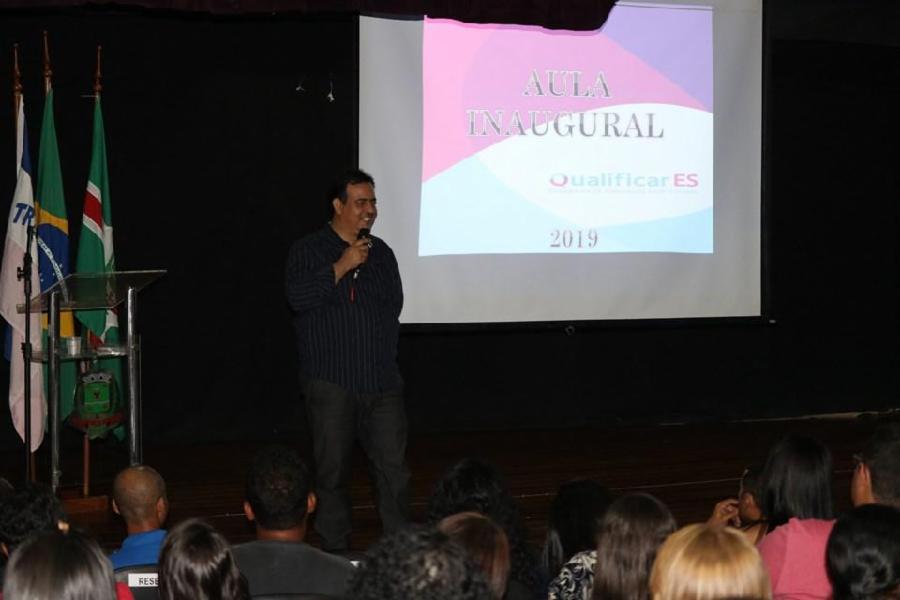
[827,503,900,600]
[851,424,900,508]
[438,512,511,599]
[285,168,409,551]
[590,493,677,600]
[757,435,835,600]
[232,444,355,597]
[348,526,493,600]
[109,465,168,569]
[158,518,248,600]
[650,523,772,600]
[0,484,68,559]
[3,529,117,600]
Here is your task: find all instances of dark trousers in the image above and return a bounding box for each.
[304,378,410,551]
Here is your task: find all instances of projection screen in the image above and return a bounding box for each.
[360,0,762,323]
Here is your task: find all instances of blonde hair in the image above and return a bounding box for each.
[650,524,771,600]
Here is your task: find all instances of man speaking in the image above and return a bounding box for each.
[285,169,409,552]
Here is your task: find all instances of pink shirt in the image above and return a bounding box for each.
[758,517,835,600]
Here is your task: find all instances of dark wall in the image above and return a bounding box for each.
[0,8,358,447]
[0,5,897,452]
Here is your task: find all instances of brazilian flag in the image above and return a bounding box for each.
[36,87,78,420]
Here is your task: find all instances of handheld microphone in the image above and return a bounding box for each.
[353,228,371,281]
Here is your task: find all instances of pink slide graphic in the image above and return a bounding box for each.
[422,7,712,182]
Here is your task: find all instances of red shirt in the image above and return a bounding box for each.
[0,581,133,599]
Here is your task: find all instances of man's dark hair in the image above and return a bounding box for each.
[827,504,900,600]
[0,484,67,551]
[330,168,375,203]
[761,434,834,529]
[245,445,311,530]
[348,526,493,600]
[861,424,900,506]
[112,465,167,524]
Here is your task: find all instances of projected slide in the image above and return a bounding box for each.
[420,5,713,256]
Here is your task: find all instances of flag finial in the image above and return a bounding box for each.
[94,45,102,97]
[13,43,22,97]
[42,31,52,95]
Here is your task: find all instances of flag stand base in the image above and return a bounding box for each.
[59,432,108,514]
[60,490,108,514]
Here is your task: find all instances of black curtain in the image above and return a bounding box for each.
[0,0,616,31]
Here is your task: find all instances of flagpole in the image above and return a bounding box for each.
[42,29,60,491]
[94,45,102,98]
[12,43,36,481]
[12,45,22,171]
[12,43,30,481]
[42,31,52,97]
[81,44,103,496]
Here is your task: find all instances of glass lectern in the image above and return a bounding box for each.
[20,270,165,491]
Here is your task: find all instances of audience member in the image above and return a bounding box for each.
[232,444,354,597]
[851,424,900,508]
[541,479,612,580]
[427,458,543,599]
[2,529,118,600]
[110,465,168,569]
[650,523,772,600]
[708,464,768,544]
[348,525,493,600]
[158,518,248,600]
[439,511,511,599]
[827,504,900,600]
[589,492,677,600]
[757,435,835,600]
[544,480,617,600]
[0,484,69,559]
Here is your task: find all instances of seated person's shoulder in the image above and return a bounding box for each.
[233,540,355,596]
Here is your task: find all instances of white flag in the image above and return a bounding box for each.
[0,96,46,451]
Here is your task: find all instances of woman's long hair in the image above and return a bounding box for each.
[3,529,116,600]
[158,518,249,600]
[592,493,677,600]
[760,435,834,530]
[426,458,543,593]
[541,479,613,579]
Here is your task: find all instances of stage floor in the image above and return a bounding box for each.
[1,412,890,552]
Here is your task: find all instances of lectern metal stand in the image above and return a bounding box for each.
[21,270,165,492]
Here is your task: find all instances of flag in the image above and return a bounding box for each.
[0,97,46,451]
[36,86,78,419]
[75,96,122,397]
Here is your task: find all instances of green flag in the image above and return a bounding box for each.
[75,97,123,415]
[36,87,78,419]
